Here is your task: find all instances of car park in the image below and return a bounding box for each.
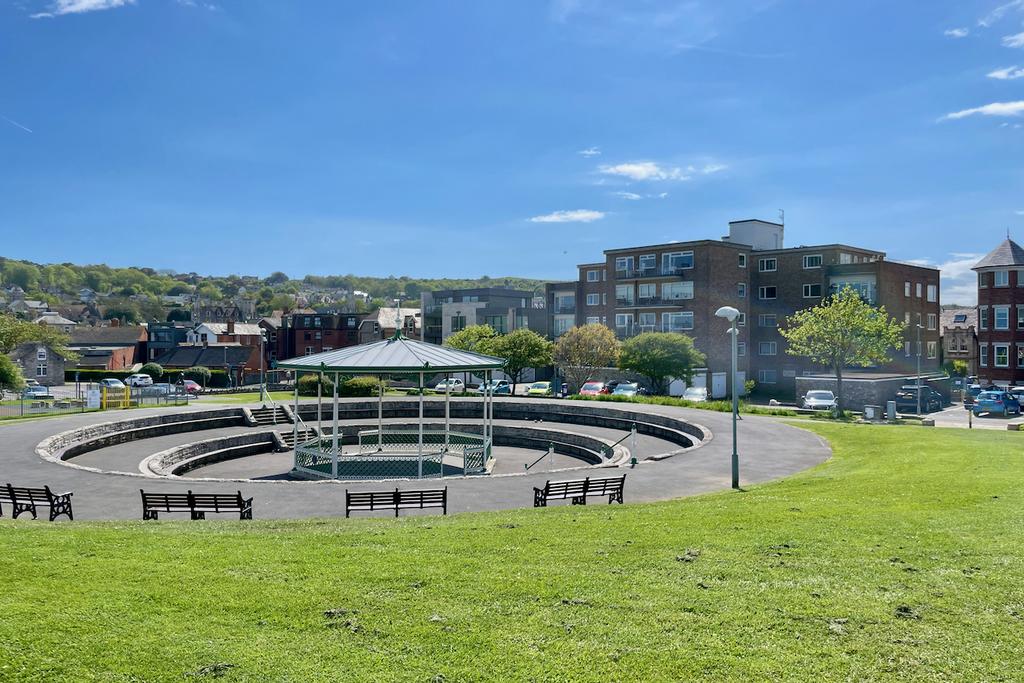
[894,386,944,413]
[682,386,708,402]
[966,384,983,399]
[181,379,202,395]
[1009,386,1024,402]
[801,390,838,411]
[579,381,608,396]
[126,374,154,387]
[22,385,53,399]
[526,381,553,397]
[99,378,126,390]
[474,379,510,395]
[433,378,465,393]
[972,391,1022,417]
[612,382,644,397]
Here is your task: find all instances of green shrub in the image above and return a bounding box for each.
[339,376,386,397]
[297,373,334,397]
[565,393,798,416]
[140,362,164,380]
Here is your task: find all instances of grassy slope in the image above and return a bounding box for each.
[1,424,1023,681]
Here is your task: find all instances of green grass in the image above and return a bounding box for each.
[199,391,296,405]
[567,392,800,416]
[2,424,1024,681]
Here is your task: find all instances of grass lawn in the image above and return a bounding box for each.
[199,390,296,405]
[2,424,1023,681]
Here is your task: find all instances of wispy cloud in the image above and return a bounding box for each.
[598,160,727,182]
[988,64,1024,79]
[578,146,601,157]
[912,252,984,305]
[978,0,1024,28]
[941,100,1024,120]
[1004,31,1024,47]
[528,209,605,223]
[30,0,134,19]
[1016,210,1024,215]
[944,27,969,38]
[613,191,643,200]
[1,115,32,133]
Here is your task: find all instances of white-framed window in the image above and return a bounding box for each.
[638,283,657,300]
[758,341,777,356]
[758,369,777,384]
[994,344,1010,367]
[615,256,634,272]
[615,284,634,305]
[737,283,746,298]
[980,344,989,367]
[979,272,987,289]
[662,281,694,300]
[904,312,910,325]
[904,341,911,357]
[738,253,747,268]
[915,283,922,298]
[802,255,822,269]
[926,284,937,302]
[980,307,989,331]
[759,258,777,272]
[586,293,600,306]
[737,342,746,356]
[315,331,322,339]
[615,313,633,331]
[662,311,693,331]
[1019,345,1024,367]
[737,312,746,326]
[586,270,600,282]
[759,286,777,300]
[602,293,607,305]
[585,316,600,324]
[639,254,656,272]
[1018,305,1024,330]
[802,283,822,298]
[995,270,1010,287]
[638,312,656,330]
[926,341,937,359]
[759,314,777,327]
[323,346,333,352]
[36,347,47,361]
[305,346,315,355]
[904,281,911,297]
[995,306,1010,331]
[927,313,937,330]
[36,363,47,377]
[662,251,694,273]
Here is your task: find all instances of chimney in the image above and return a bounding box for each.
[227,320,235,335]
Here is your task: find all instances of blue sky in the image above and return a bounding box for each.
[1,0,1023,303]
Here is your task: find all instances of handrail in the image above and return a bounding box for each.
[603,423,636,458]
[525,443,553,471]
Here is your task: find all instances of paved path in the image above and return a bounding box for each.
[0,400,832,520]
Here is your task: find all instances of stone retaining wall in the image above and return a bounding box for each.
[144,431,279,476]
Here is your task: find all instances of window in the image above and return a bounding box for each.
[802,255,822,269]
[1018,306,1024,330]
[758,369,777,384]
[927,341,937,359]
[995,344,1010,367]
[615,313,633,333]
[979,307,988,331]
[758,341,777,356]
[840,253,853,264]
[638,312,656,330]
[554,318,572,336]
[926,284,937,302]
[585,316,600,324]
[662,281,693,300]
[615,256,634,273]
[322,346,333,352]
[995,270,1010,287]
[615,284,634,305]
[587,270,600,282]
[927,313,937,330]
[979,272,987,289]
[904,281,911,297]
[995,306,1010,330]
[638,283,657,300]
[905,312,910,325]
[737,342,746,356]
[36,363,47,377]
[1019,345,1024,367]
[737,312,746,326]
[738,253,747,268]
[305,346,315,355]
[315,331,321,339]
[36,347,47,361]
[759,286,777,300]
[451,315,466,332]
[802,283,822,298]
[314,317,322,327]
[586,293,600,306]
[347,317,356,328]
[737,283,746,298]
[662,311,694,331]
[662,251,694,273]
[904,341,911,357]
[485,315,508,333]
[759,314,777,327]
[915,283,922,298]
[639,254,656,273]
[980,345,989,367]
[759,258,777,272]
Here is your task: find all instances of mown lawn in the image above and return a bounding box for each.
[198,391,295,405]
[1,424,1023,681]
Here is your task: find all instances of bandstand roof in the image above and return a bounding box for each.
[276,334,505,373]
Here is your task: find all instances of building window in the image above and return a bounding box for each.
[995,344,1010,367]
[662,311,694,331]
[323,346,333,352]
[737,342,746,356]
[904,341,911,357]
[305,346,315,355]
[1018,306,1024,330]
[639,254,656,273]
[926,284,937,302]
[979,272,987,289]
[904,312,910,325]
[759,258,777,272]
[737,283,746,298]
[802,283,822,298]
[484,315,508,334]
[615,284,634,306]
[638,312,656,331]
[36,347,47,361]
[995,306,1010,331]
[451,315,466,333]
[615,256,634,273]
[980,345,988,367]
[980,307,989,331]
[587,270,600,282]
[758,341,777,356]
[904,281,911,297]
[585,316,600,324]
[738,253,746,268]
[915,283,922,298]
[995,270,1010,287]
[638,283,657,301]
[737,312,746,326]
[758,369,777,384]
[927,341,937,359]
[315,331,322,339]
[1018,345,1024,367]
[36,363,47,377]
[614,313,633,334]
[586,293,600,306]
[662,251,694,273]
[759,314,777,327]
[927,313,937,330]
[802,255,822,269]
[662,281,693,300]
[759,286,777,300]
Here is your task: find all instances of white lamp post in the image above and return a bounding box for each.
[715,305,741,490]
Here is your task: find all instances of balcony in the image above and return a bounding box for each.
[828,283,877,305]
[615,297,636,307]
[555,304,576,314]
[616,267,689,279]
[615,323,694,338]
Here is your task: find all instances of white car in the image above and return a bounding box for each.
[802,390,838,411]
[434,378,465,392]
[99,378,126,390]
[682,387,708,402]
[474,379,511,395]
[126,374,154,387]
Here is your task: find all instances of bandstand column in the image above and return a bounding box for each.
[316,373,322,437]
[292,377,298,453]
[331,372,339,478]
[482,369,488,452]
[377,374,384,452]
[444,372,450,452]
[417,371,424,479]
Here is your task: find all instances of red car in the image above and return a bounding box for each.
[181,379,202,395]
[579,381,609,396]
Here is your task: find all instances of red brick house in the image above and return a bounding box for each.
[973,238,1024,386]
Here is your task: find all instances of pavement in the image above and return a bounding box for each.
[0,398,832,520]
[925,403,1024,430]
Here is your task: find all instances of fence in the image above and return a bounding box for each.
[0,383,191,420]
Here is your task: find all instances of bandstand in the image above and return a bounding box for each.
[276,333,504,480]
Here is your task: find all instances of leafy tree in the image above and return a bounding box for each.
[445,325,498,353]
[0,354,26,393]
[266,271,289,285]
[553,324,620,394]
[943,359,968,377]
[140,362,164,381]
[166,308,191,322]
[0,313,76,358]
[3,261,41,290]
[183,366,212,387]
[486,328,553,393]
[778,286,905,409]
[618,332,706,395]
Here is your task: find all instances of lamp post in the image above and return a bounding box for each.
[916,323,923,415]
[715,306,741,490]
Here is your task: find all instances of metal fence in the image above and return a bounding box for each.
[0,383,191,420]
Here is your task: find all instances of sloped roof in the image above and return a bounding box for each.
[973,238,1024,270]
[152,345,255,368]
[35,313,77,325]
[361,307,421,331]
[277,334,504,373]
[198,322,264,336]
[70,326,146,346]
[940,307,976,330]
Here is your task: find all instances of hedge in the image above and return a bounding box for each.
[65,367,232,388]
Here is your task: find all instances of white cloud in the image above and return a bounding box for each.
[578,146,601,157]
[944,27,969,38]
[988,64,1024,79]
[612,191,643,200]
[1016,210,1024,215]
[1004,31,1024,47]
[978,0,1024,28]
[941,100,1024,120]
[598,160,727,182]
[30,0,133,18]
[528,209,605,223]
[912,253,984,305]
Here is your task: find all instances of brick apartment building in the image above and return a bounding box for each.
[275,311,363,359]
[973,238,1024,386]
[421,287,547,344]
[551,219,941,397]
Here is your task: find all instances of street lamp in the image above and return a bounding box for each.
[715,305,741,490]
[916,323,923,415]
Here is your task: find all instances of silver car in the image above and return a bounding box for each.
[802,390,838,411]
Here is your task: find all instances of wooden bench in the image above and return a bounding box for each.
[140,489,253,520]
[0,484,73,521]
[534,474,626,507]
[346,487,447,517]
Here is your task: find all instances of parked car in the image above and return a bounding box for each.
[141,383,177,397]
[972,391,1022,417]
[682,386,708,402]
[526,381,553,397]
[99,378,125,390]
[474,379,511,395]
[801,390,838,411]
[604,379,624,393]
[1009,386,1024,402]
[433,378,465,393]
[579,381,609,396]
[894,386,944,413]
[612,382,644,397]
[966,384,983,398]
[22,385,53,399]
[181,379,203,395]
[125,373,154,387]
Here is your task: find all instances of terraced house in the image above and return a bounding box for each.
[555,219,941,398]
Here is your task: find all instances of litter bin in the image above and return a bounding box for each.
[864,405,881,421]
[886,400,897,421]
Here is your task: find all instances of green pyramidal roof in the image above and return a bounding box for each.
[276,335,504,373]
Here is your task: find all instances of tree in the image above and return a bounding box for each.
[618,332,706,395]
[3,261,41,291]
[183,366,212,387]
[778,286,905,409]
[486,328,553,393]
[445,325,497,353]
[553,324,620,394]
[0,313,76,359]
[266,271,289,285]
[0,354,26,393]
[140,362,164,381]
